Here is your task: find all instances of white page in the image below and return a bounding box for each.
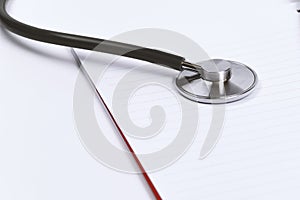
[148,4,300,200]
[76,1,300,200]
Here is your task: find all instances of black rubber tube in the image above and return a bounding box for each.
[0,0,185,70]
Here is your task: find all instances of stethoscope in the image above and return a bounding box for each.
[0,0,258,104]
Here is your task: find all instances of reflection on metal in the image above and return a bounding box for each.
[176,59,258,104]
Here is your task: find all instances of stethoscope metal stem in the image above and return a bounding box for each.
[181,61,232,82]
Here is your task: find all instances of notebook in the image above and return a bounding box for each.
[72,1,300,199]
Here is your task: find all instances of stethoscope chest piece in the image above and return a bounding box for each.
[175,59,258,104]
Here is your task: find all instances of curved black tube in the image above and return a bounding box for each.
[0,0,184,70]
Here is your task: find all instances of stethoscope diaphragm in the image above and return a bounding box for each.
[175,59,258,104]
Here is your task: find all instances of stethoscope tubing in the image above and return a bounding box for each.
[0,0,184,70]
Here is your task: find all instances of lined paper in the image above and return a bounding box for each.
[77,2,300,199]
